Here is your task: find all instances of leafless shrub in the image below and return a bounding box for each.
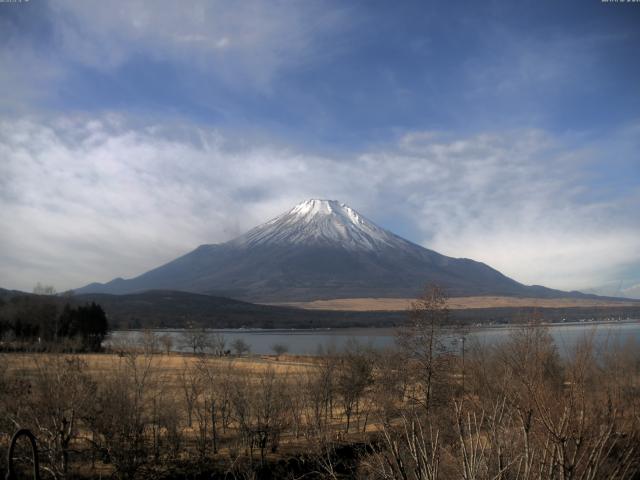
[372,348,411,424]
[140,329,159,355]
[181,325,210,355]
[231,338,251,356]
[192,356,235,455]
[363,413,441,480]
[158,333,173,355]
[178,361,200,429]
[271,343,288,360]
[83,351,157,480]
[230,366,290,466]
[3,355,95,479]
[210,332,227,356]
[304,351,338,437]
[336,342,374,433]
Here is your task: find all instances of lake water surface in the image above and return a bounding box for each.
[108,321,640,357]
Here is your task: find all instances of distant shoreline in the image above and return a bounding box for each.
[112,318,640,334]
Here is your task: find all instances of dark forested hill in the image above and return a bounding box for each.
[74,290,404,329]
[74,290,640,329]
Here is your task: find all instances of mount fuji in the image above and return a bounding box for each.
[77,199,581,302]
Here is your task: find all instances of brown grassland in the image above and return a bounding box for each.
[273,296,640,311]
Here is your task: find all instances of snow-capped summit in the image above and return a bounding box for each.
[290,199,340,217]
[77,199,573,302]
[234,199,407,251]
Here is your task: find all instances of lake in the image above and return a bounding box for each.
[108,321,640,357]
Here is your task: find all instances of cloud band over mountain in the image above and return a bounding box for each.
[1,116,638,295]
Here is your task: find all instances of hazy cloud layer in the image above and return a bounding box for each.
[1,116,638,294]
[3,0,350,94]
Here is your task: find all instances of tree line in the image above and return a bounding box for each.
[0,286,109,352]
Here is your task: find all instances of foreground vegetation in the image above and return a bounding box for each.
[1,288,639,479]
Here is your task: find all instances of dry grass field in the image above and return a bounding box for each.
[1,351,347,477]
[2,319,639,479]
[1,351,319,386]
[272,295,639,311]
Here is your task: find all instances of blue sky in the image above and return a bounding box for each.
[1,0,639,297]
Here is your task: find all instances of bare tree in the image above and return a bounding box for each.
[396,284,451,413]
[193,356,236,455]
[84,350,157,480]
[178,362,200,428]
[231,338,251,356]
[33,283,57,295]
[372,348,410,424]
[288,372,307,439]
[210,332,226,356]
[21,356,95,478]
[336,342,373,433]
[456,323,640,480]
[364,413,441,480]
[271,343,288,360]
[181,325,209,355]
[140,329,159,355]
[303,348,338,437]
[230,367,290,465]
[158,333,173,355]
[148,389,182,463]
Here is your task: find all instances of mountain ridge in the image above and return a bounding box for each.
[76,199,600,302]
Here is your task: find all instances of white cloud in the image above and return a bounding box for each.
[371,130,640,291]
[0,115,638,293]
[0,115,350,290]
[584,279,640,300]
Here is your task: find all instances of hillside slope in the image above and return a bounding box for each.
[77,199,593,302]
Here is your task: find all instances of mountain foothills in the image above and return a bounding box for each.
[77,199,595,302]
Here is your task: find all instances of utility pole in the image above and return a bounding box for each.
[461,335,465,396]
